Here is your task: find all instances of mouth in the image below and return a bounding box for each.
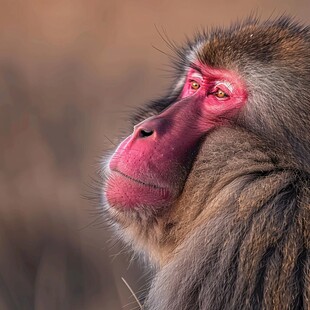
[113,169,164,189]
[105,169,173,209]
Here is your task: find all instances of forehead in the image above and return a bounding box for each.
[186,19,309,71]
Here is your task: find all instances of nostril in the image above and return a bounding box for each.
[139,129,154,138]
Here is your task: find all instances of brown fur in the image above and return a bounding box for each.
[144,127,309,309]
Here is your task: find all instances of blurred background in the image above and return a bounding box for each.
[1,1,309,309]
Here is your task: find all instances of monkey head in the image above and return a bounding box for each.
[107,67,246,209]
[102,17,310,266]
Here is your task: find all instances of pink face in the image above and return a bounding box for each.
[105,63,247,209]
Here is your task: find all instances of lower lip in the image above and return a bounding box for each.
[105,171,172,209]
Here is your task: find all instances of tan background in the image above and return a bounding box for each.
[1,1,310,309]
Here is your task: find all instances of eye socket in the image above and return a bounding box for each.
[190,80,200,90]
[215,89,228,98]
[210,88,230,99]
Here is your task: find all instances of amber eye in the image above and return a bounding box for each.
[190,80,200,90]
[214,89,228,99]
